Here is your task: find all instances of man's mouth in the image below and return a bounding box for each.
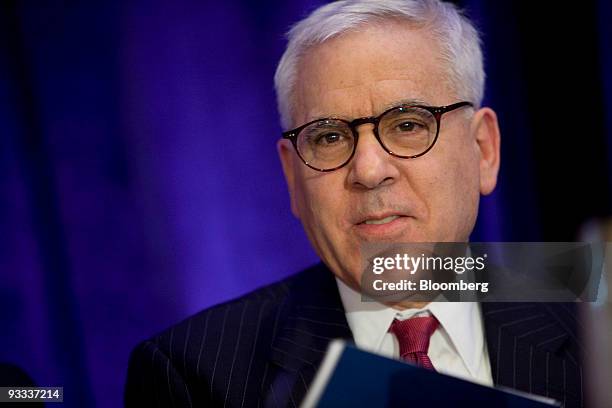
[353,212,412,239]
[362,215,401,225]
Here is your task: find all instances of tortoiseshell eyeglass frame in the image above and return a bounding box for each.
[282,101,474,172]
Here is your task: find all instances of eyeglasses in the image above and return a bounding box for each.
[282,101,473,172]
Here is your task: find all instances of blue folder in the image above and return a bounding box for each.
[302,340,560,408]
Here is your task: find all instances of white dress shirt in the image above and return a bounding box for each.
[336,277,493,386]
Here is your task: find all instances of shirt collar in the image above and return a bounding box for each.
[336,277,485,378]
[426,301,485,379]
[336,278,397,353]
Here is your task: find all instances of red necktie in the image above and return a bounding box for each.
[389,315,439,370]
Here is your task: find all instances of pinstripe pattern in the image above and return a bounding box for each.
[240,300,268,408]
[125,264,351,407]
[481,302,584,407]
[224,301,249,407]
[210,307,230,396]
[126,265,585,407]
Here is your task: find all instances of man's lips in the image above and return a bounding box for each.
[359,214,402,225]
[353,214,412,241]
[353,213,412,239]
[355,212,409,225]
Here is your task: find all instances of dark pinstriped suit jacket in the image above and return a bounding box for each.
[125,263,585,407]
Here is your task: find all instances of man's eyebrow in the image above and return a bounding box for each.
[379,98,429,112]
[305,98,430,122]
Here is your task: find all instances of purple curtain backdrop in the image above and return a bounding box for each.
[1,1,610,407]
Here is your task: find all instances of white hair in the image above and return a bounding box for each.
[274,0,484,130]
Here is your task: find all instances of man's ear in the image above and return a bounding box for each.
[277,139,301,218]
[471,107,501,195]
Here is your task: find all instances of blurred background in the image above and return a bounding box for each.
[1,0,610,406]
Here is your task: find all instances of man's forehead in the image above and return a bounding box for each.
[292,23,450,123]
[294,79,444,125]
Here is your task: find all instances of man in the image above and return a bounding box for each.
[125,0,583,406]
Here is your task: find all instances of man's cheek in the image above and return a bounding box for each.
[295,178,320,217]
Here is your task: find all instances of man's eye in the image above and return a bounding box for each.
[315,132,343,145]
[396,121,421,132]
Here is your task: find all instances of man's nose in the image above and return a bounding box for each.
[346,125,400,189]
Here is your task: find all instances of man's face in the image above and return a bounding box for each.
[278,23,500,289]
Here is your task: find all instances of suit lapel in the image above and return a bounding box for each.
[481,302,584,406]
[265,263,353,406]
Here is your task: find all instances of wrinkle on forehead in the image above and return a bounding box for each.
[301,81,431,122]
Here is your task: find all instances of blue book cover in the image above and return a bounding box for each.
[302,340,560,408]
